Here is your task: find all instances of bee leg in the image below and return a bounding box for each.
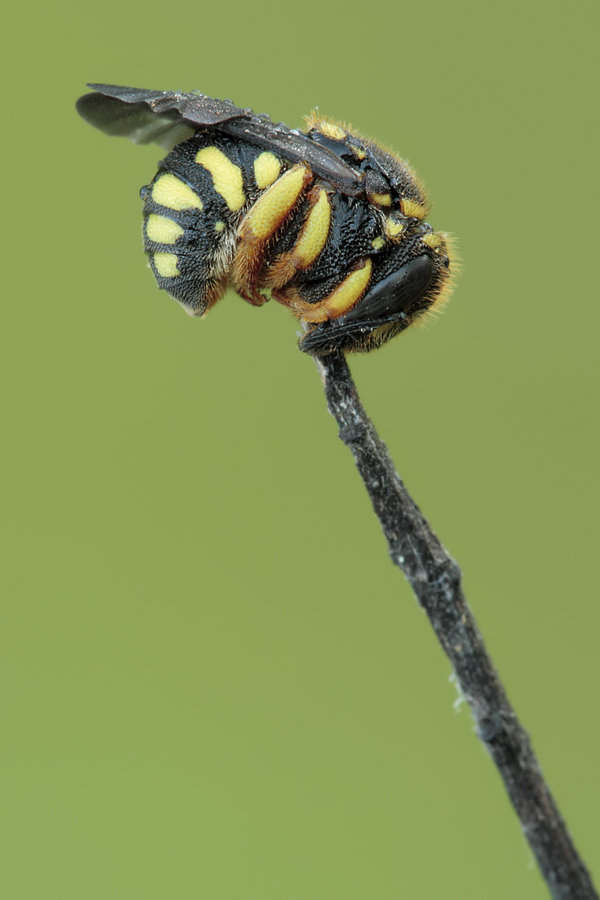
[232,165,313,304]
[233,285,271,307]
[265,186,332,289]
[299,255,434,355]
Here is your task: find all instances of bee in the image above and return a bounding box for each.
[76,84,455,355]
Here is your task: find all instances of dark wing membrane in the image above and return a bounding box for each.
[75,84,250,149]
[76,84,364,195]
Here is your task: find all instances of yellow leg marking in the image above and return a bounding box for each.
[195,146,245,211]
[258,186,330,290]
[152,174,203,211]
[240,165,310,240]
[422,232,442,249]
[233,165,313,304]
[400,198,427,219]
[254,152,282,189]
[146,214,184,245]
[153,253,180,277]
[295,259,372,324]
[294,189,331,267]
[320,258,372,319]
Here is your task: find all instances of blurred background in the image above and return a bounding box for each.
[2,0,598,897]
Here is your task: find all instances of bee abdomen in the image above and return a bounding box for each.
[142,135,288,314]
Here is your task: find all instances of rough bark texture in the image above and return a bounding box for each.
[314,350,597,900]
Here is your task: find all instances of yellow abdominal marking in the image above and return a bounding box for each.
[146,214,184,245]
[370,192,392,207]
[422,232,442,249]
[214,221,226,233]
[152,174,203,210]
[371,237,385,250]
[400,198,427,219]
[302,259,372,323]
[241,166,308,240]
[195,146,245,211]
[153,253,180,277]
[254,152,282,189]
[294,189,331,267]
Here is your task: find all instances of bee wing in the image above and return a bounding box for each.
[76,83,249,149]
[76,84,364,195]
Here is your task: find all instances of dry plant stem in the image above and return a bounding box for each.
[313,350,597,900]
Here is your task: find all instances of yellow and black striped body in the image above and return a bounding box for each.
[141,135,287,314]
[77,85,456,355]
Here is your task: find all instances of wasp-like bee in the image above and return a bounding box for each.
[76,84,455,355]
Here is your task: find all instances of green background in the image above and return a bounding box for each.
[2,0,598,896]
